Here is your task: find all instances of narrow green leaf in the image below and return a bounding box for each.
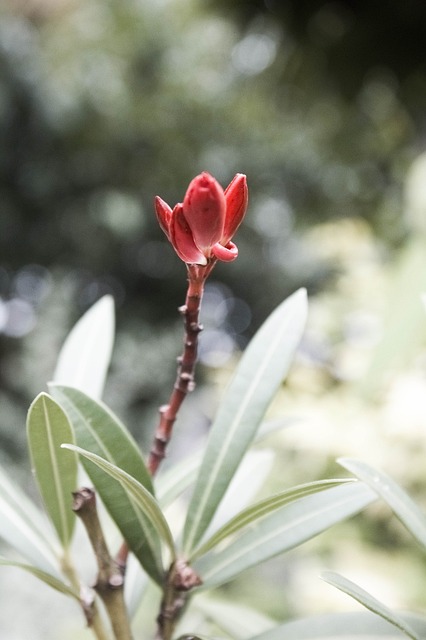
[0,557,78,600]
[249,612,426,639]
[53,295,114,400]
[204,450,275,543]
[51,386,162,582]
[194,482,376,590]
[62,444,175,579]
[50,385,153,493]
[322,572,421,640]
[156,419,294,510]
[190,479,354,561]
[183,288,308,554]
[27,393,77,549]
[0,466,60,576]
[338,458,426,548]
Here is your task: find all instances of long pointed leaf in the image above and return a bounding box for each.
[194,482,376,589]
[190,479,354,561]
[249,612,426,639]
[49,385,153,493]
[0,557,78,599]
[52,387,162,582]
[53,295,114,400]
[322,572,421,640]
[63,444,175,577]
[0,466,60,576]
[27,393,77,549]
[183,288,308,554]
[156,419,295,509]
[338,458,426,548]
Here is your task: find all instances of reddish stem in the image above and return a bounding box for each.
[148,262,213,475]
[115,261,215,571]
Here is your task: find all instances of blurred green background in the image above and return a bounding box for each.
[2,0,426,637]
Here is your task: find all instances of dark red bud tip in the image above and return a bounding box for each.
[211,241,238,262]
[155,196,173,239]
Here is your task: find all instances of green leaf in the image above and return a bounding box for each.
[62,444,175,581]
[0,466,60,576]
[52,295,114,400]
[27,393,77,549]
[183,288,308,554]
[0,557,78,600]
[338,458,426,548]
[49,385,153,493]
[249,612,426,639]
[190,479,354,561]
[322,572,421,640]
[51,386,162,582]
[194,482,376,589]
[203,450,275,543]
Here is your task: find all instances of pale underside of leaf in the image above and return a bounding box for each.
[52,294,115,400]
[183,289,308,554]
[322,571,421,640]
[190,479,354,561]
[249,611,426,639]
[194,482,376,589]
[0,466,60,576]
[0,557,78,600]
[338,458,426,549]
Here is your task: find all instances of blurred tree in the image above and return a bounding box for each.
[0,0,424,460]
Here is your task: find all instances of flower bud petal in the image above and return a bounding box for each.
[170,203,207,265]
[183,172,226,253]
[222,173,248,244]
[211,241,238,262]
[154,196,172,239]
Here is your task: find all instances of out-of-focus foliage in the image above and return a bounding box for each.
[0,0,424,461]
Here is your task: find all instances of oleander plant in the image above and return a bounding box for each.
[2,172,426,639]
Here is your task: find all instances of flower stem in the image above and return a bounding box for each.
[148,263,212,475]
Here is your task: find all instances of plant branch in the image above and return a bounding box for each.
[61,550,110,640]
[156,559,202,640]
[148,262,214,475]
[73,487,134,640]
[115,262,214,638]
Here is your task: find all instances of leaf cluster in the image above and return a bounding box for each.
[0,291,425,639]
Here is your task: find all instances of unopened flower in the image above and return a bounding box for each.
[155,172,248,265]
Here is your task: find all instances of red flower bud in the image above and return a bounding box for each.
[155,171,248,265]
[183,172,226,254]
[170,203,206,265]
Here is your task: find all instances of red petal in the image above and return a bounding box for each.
[211,241,238,262]
[183,172,226,253]
[170,204,207,265]
[222,174,248,244]
[154,196,172,239]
